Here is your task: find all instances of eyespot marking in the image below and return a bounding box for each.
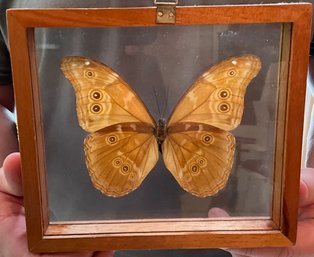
[218,103,231,113]
[227,69,237,77]
[202,134,214,145]
[129,172,136,181]
[217,89,231,100]
[85,70,95,78]
[189,164,200,175]
[120,163,131,175]
[112,157,122,168]
[90,90,103,101]
[91,103,103,114]
[106,134,118,144]
[197,157,207,167]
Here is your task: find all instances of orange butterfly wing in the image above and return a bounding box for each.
[84,123,158,197]
[163,123,235,197]
[62,55,261,198]
[61,56,155,132]
[61,57,158,197]
[163,55,261,197]
[168,55,261,130]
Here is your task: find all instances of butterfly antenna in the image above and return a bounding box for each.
[152,83,162,119]
[161,80,170,118]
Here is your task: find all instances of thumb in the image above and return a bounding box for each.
[0,152,22,196]
[299,168,314,207]
[208,207,230,218]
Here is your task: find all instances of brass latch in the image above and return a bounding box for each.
[154,0,178,24]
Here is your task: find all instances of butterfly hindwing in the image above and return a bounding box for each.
[162,123,235,197]
[61,56,155,133]
[84,123,158,197]
[168,55,261,131]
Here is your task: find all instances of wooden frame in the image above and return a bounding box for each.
[7,3,312,252]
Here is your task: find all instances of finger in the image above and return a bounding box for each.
[226,247,287,257]
[208,207,230,218]
[0,105,18,165]
[226,248,251,257]
[299,168,314,207]
[227,252,249,257]
[44,252,93,257]
[0,152,22,196]
[43,251,114,257]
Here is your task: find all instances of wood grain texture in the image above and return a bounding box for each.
[6,4,313,27]
[271,24,291,229]
[279,5,312,243]
[6,3,312,252]
[6,22,48,248]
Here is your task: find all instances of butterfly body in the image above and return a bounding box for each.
[61,55,261,197]
[156,118,167,144]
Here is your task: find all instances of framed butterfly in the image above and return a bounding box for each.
[60,55,261,198]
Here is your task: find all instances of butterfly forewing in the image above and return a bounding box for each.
[162,123,235,197]
[168,55,261,131]
[84,123,158,197]
[61,56,155,133]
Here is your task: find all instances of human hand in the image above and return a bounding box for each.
[208,168,314,257]
[0,103,18,165]
[0,153,113,257]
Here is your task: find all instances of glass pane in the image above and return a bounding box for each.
[35,23,284,221]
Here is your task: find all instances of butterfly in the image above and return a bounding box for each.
[60,54,261,198]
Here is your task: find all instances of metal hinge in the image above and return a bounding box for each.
[154,0,178,24]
